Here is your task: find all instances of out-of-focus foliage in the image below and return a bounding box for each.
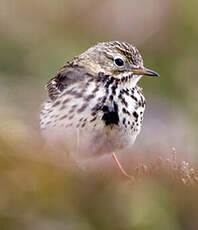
[0,135,198,230]
[0,0,198,229]
[0,0,197,153]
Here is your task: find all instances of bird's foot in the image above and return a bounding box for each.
[112,153,135,181]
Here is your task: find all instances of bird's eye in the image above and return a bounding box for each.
[114,58,124,67]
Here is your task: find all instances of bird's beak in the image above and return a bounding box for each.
[131,67,159,77]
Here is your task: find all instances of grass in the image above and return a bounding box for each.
[0,134,198,230]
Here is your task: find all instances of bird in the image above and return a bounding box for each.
[40,41,159,172]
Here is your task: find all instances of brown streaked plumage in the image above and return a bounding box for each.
[40,41,159,162]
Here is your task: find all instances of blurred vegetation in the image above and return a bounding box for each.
[0,0,198,229]
[1,0,197,144]
[0,135,198,230]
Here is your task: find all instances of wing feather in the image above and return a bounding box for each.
[46,64,91,101]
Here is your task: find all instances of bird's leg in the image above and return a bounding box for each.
[112,153,134,181]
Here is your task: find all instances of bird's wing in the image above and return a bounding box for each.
[46,64,92,101]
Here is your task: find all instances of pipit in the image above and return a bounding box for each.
[40,41,159,175]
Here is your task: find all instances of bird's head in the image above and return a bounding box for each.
[78,41,159,86]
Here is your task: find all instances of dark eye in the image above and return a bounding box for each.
[114,58,124,67]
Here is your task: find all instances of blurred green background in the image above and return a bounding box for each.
[1,0,197,156]
[0,0,198,229]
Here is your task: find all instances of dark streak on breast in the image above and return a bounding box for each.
[101,102,119,126]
